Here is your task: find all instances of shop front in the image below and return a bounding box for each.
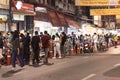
[0,13,8,32]
[34,6,74,35]
[47,9,68,33]
[34,7,52,35]
[12,14,24,31]
[12,1,35,32]
[34,7,66,35]
[0,0,9,32]
[34,20,52,35]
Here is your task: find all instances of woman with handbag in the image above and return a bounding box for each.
[53,33,62,59]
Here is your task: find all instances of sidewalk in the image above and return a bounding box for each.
[106,45,120,54]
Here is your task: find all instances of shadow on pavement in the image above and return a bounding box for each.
[2,69,23,78]
[103,66,120,78]
[28,64,44,68]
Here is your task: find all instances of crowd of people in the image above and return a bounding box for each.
[0,30,119,70]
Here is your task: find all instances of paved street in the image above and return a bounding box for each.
[0,46,120,80]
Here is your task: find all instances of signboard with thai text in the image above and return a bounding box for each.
[12,1,35,15]
[75,0,120,6]
[90,8,120,16]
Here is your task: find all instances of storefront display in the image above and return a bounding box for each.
[12,1,35,32]
[34,20,52,35]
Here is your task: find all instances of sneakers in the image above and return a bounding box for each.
[52,57,56,59]
[58,56,62,59]
[19,66,25,70]
[12,67,17,71]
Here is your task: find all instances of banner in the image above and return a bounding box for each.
[90,8,120,16]
[75,0,120,6]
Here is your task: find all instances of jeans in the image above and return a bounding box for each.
[12,52,24,67]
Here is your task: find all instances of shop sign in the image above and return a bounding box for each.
[12,1,35,15]
[90,8,120,16]
[35,7,47,13]
[2,17,7,21]
[15,1,23,10]
[13,14,24,21]
[0,15,7,22]
[94,16,102,27]
[75,0,120,6]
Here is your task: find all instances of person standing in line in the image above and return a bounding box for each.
[41,31,53,65]
[60,32,67,58]
[105,34,109,48]
[11,30,24,70]
[23,31,31,65]
[113,35,118,48]
[39,32,43,38]
[71,32,76,53]
[19,33,25,67]
[0,32,3,68]
[31,31,40,65]
[53,33,62,59]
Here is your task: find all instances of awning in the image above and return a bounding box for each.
[66,18,81,28]
[47,10,61,26]
[56,12,68,27]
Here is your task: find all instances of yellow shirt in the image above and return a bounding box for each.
[114,36,118,42]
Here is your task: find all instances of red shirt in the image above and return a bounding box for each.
[41,34,50,48]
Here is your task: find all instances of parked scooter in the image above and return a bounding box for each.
[83,42,93,53]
